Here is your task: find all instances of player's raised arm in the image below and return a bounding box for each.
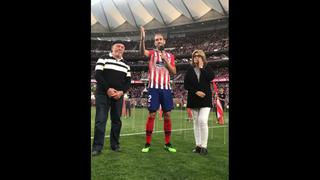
[139,26,149,57]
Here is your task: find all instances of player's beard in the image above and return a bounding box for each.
[156,43,164,49]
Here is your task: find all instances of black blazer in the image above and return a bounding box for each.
[184,65,215,108]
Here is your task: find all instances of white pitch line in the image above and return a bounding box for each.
[90,125,228,139]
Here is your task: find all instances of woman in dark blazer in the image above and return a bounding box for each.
[184,50,215,155]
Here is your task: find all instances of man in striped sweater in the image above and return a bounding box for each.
[92,40,131,156]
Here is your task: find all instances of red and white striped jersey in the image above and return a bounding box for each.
[147,50,175,90]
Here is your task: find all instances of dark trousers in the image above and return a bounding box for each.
[126,106,131,117]
[92,94,123,151]
[220,101,225,111]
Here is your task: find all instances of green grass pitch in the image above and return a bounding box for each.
[91,107,229,180]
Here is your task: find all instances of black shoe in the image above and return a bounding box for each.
[200,148,208,155]
[111,145,121,152]
[92,150,102,156]
[111,148,120,152]
[192,146,201,153]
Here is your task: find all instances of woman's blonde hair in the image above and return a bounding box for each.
[191,50,207,67]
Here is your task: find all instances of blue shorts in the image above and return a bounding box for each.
[147,88,174,112]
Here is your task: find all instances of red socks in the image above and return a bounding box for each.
[145,116,172,144]
[164,118,172,144]
[145,117,155,144]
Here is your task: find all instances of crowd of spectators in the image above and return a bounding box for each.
[91,28,229,107]
[91,28,228,60]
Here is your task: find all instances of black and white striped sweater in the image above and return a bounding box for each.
[94,54,131,95]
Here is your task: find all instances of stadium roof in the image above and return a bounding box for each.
[91,0,228,33]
